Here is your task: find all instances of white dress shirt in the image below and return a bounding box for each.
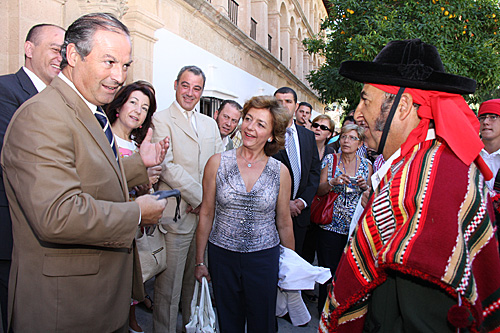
[480,147,500,191]
[23,66,46,93]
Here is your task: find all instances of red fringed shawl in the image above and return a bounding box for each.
[320,139,500,332]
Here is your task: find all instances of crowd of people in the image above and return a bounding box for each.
[0,12,500,333]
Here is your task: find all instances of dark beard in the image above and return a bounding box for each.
[374,110,388,132]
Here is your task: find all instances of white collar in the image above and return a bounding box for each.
[58,72,98,114]
[22,66,46,93]
[481,147,500,157]
[174,100,197,115]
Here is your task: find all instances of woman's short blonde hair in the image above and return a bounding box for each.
[242,96,291,156]
[340,123,365,142]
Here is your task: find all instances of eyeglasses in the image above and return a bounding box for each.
[311,122,331,131]
[478,114,500,122]
[340,135,360,142]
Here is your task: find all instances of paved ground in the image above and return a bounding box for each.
[135,278,321,332]
[0,276,322,333]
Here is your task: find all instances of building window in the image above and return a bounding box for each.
[268,34,272,52]
[250,18,257,40]
[199,97,223,118]
[280,47,283,61]
[228,0,238,25]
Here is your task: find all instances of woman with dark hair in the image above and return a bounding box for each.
[106,80,161,193]
[106,80,161,333]
[195,96,295,332]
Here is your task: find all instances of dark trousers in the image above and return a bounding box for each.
[292,220,308,257]
[208,242,279,333]
[317,229,348,313]
[363,272,457,332]
[302,223,320,264]
[0,260,10,333]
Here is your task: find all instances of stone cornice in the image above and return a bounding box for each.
[124,6,164,43]
[182,0,320,100]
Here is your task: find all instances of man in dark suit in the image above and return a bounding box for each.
[2,13,168,332]
[0,23,64,332]
[273,87,320,256]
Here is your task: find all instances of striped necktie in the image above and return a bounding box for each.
[94,106,118,162]
[286,127,300,198]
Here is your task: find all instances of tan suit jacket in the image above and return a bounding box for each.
[1,76,148,332]
[152,102,223,234]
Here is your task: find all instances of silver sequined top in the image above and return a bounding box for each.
[209,149,281,253]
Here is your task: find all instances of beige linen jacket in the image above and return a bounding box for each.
[152,102,223,234]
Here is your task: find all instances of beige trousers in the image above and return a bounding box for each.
[153,229,196,332]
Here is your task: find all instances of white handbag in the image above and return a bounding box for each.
[135,224,168,283]
[185,277,217,333]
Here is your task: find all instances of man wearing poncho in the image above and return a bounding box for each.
[320,39,500,332]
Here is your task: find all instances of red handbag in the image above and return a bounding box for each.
[310,154,338,225]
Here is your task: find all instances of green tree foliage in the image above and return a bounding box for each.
[304,0,500,110]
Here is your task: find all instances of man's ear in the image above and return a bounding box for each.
[174,80,178,91]
[213,110,219,120]
[398,93,415,121]
[65,43,80,67]
[24,41,34,59]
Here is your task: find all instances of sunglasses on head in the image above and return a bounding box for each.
[311,122,331,131]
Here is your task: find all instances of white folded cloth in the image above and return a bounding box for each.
[276,289,310,326]
[276,246,332,326]
[278,245,331,290]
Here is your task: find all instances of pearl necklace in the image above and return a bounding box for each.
[239,149,266,168]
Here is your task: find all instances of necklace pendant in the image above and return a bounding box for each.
[247,163,252,168]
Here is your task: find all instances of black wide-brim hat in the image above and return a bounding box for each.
[339,39,476,95]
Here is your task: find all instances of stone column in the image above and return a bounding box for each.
[251,0,268,47]
[290,35,297,73]
[280,26,290,67]
[267,11,280,57]
[122,6,164,83]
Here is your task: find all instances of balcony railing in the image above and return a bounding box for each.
[250,18,257,40]
[228,0,238,25]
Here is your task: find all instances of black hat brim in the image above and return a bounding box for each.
[339,61,476,95]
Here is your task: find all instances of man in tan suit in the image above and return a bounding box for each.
[152,65,223,332]
[1,13,168,332]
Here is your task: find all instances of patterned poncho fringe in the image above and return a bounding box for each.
[320,139,500,333]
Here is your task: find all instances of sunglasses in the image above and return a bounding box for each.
[311,122,331,131]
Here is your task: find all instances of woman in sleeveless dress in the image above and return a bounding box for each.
[195,96,295,332]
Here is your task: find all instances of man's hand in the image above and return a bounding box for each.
[290,199,304,217]
[139,128,170,167]
[135,194,167,226]
[147,165,162,185]
[361,190,370,208]
[186,204,201,215]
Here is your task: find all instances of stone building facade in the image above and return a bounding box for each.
[0,0,327,113]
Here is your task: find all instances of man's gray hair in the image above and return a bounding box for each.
[60,13,129,70]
